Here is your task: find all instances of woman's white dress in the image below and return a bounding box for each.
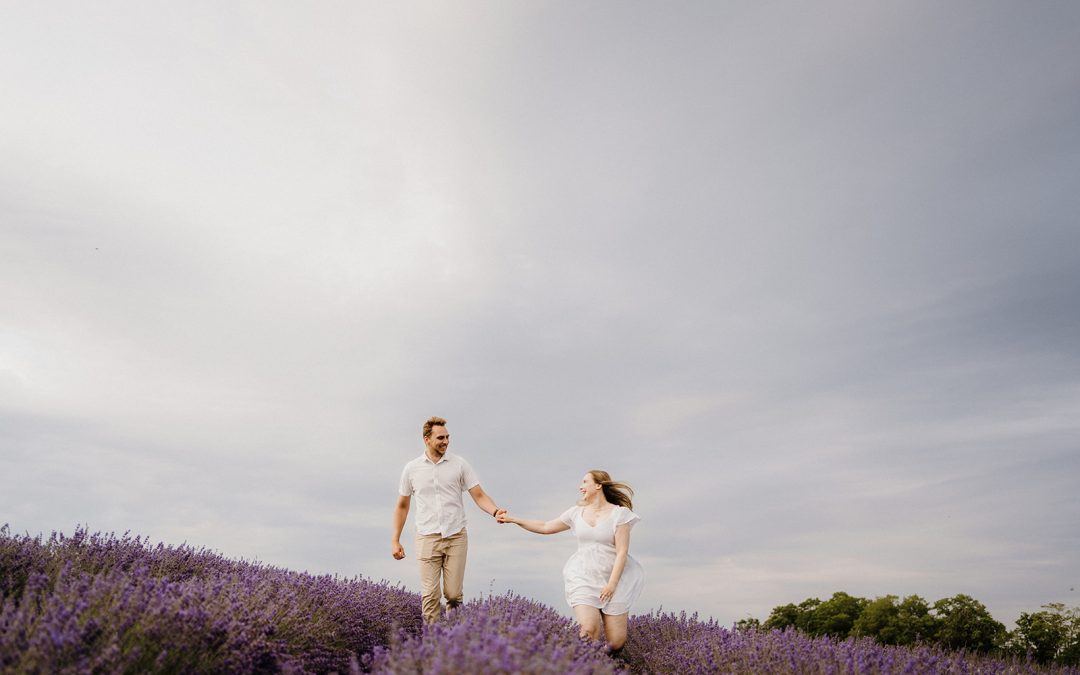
[559,504,645,615]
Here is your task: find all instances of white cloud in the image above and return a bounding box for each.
[3,1,1079,630]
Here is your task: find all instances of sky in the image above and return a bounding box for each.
[2,1,1079,629]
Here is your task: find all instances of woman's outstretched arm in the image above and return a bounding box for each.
[497,512,570,535]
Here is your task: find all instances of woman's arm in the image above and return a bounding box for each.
[600,523,632,602]
[497,512,570,535]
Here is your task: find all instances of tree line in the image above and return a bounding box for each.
[735,592,1080,667]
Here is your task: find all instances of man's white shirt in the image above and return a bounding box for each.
[398,452,480,537]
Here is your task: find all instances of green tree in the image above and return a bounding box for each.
[854,594,939,646]
[853,595,901,643]
[1009,603,1080,666]
[932,594,1006,653]
[895,594,940,645]
[805,591,868,638]
[762,602,801,631]
[763,598,820,633]
[795,597,822,632]
[763,593,868,638]
[1062,604,1080,667]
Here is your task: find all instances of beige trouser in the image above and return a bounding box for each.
[415,528,468,623]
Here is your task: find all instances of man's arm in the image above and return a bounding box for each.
[467,485,505,519]
[391,494,411,559]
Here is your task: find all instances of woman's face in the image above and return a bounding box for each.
[580,473,601,499]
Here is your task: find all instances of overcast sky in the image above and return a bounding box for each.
[3,1,1079,628]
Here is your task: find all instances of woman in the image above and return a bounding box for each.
[498,470,644,652]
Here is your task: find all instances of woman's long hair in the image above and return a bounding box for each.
[588,469,634,510]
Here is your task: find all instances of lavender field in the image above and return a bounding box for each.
[2,526,1077,674]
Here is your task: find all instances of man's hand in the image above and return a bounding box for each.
[392,495,410,560]
[494,508,508,522]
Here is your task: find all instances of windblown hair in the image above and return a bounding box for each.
[423,416,448,439]
[589,469,634,509]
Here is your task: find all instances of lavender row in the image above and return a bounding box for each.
[6,525,1079,674]
[365,593,622,674]
[620,610,1080,674]
[0,526,422,673]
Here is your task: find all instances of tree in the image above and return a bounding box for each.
[1062,604,1080,667]
[1009,603,1080,666]
[805,591,869,638]
[795,597,822,632]
[762,603,799,631]
[853,594,939,646]
[932,594,1006,653]
[763,599,817,632]
[763,593,869,638]
[853,595,901,643]
[895,594,940,645]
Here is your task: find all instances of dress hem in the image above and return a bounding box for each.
[568,601,630,616]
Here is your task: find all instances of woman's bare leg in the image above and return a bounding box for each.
[601,611,628,651]
[572,605,603,642]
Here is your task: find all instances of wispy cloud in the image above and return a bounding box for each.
[2,1,1078,628]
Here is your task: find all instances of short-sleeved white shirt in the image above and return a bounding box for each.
[398,452,481,537]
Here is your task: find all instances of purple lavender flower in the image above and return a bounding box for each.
[4,525,1078,674]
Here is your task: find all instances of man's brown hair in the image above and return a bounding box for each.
[423,416,448,438]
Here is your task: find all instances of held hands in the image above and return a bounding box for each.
[395,508,508,560]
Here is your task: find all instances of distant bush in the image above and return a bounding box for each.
[762,589,1080,666]
[1009,603,1080,666]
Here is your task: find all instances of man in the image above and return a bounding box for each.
[392,416,506,623]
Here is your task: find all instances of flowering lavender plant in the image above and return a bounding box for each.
[0,526,421,673]
[6,525,1079,674]
[366,593,622,674]
[620,610,1080,674]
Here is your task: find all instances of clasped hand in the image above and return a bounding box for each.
[394,510,511,560]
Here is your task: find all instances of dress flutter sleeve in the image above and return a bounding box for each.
[614,506,640,530]
[559,506,579,527]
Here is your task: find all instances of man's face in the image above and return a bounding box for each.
[425,425,450,458]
